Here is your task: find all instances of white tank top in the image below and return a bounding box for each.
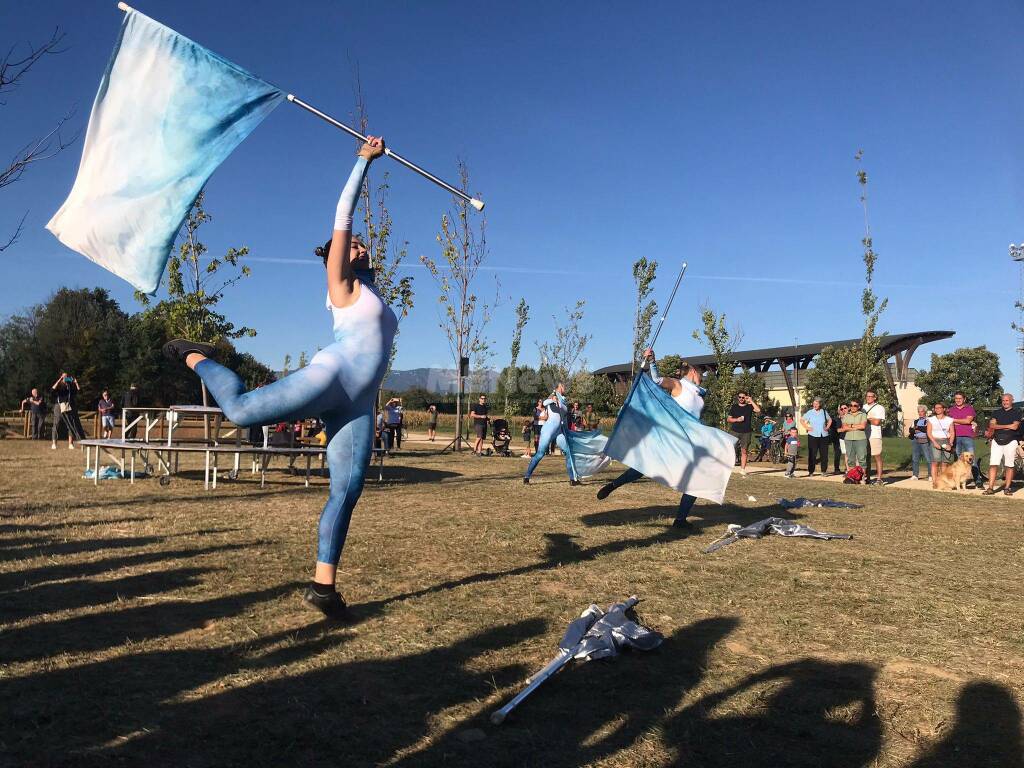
[673,379,705,418]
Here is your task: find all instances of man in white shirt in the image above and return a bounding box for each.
[863,389,885,484]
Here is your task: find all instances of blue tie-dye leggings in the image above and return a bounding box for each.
[524,418,577,480]
[194,357,372,565]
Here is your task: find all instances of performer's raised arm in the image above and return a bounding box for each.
[644,349,683,398]
[325,137,385,308]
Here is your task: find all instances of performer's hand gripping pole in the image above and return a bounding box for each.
[114,3,484,212]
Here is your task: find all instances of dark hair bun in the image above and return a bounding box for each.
[315,239,332,266]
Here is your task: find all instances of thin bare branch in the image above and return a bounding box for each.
[0,28,68,101]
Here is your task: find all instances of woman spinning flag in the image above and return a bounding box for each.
[523,383,609,485]
[163,137,397,619]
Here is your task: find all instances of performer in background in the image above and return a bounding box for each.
[523,384,579,485]
[164,137,397,619]
[597,349,707,530]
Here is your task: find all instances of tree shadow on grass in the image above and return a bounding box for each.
[0,542,249,593]
[0,515,152,534]
[0,581,300,663]
[2,617,545,767]
[350,522,701,624]
[906,680,1023,768]
[1,567,212,622]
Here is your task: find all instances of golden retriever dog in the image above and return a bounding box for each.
[933,452,974,491]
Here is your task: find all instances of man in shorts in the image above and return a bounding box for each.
[727,391,761,475]
[97,390,116,439]
[470,394,489,456]
[983,393,1020,496]
[863,389,886,484]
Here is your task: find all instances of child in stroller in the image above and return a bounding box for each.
[491,418,513,457]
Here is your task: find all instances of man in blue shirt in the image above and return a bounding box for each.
[800,398,833,477]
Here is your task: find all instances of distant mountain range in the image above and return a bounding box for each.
[383,367,500,394]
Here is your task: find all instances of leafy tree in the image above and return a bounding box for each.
[537,300,591,383]
[631,258,658,377]
[496,364,542,416]
[915,347,1002,409]
[134,191,255,344]
[297,350,309,369]
[503,298,530,417]
[567,369,618,415]
[281,354,292,376]
[420,162,494,449]
[692,305,741,428]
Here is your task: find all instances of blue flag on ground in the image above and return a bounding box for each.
[47,9,284,294]
[605,372,737,504]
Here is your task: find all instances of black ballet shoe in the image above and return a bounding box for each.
[302,585,348,619]
[596,482,615,500]
[163,338,216,363]
[569,479,582,486]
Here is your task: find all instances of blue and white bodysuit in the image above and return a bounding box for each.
[193,158,397,566]
[524,392,579,481]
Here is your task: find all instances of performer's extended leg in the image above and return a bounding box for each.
[596,467,644,499]
[192,356,339,427]
[554,431,580,484]
[524,422,558,482]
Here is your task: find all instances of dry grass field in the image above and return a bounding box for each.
[1,437,1021,767]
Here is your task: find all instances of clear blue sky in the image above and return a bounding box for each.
[3,1,1023,387]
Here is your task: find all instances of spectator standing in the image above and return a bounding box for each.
[532,398,546,456]
[375,410,388,453]
[470,394,489,456]
[783,427,800,477]
[122,383,140,440]
[582,403,600,431]
[51,372,84,449]
[983,393,1020,496]
[778,411,797,437]
[829,403,847,473]
[926,402,956,483]
[840,399,868,480]
[909,405,932,481]
[97,390,116,439]
[800,398,832,476]
[755,416,776,461]
[426,405,438,442]
[383,398,402,453]
[569,401,584,431]
[20,388,46,439]
[948,391,984,488]
[727,392,761,475]
[863,389,886,484]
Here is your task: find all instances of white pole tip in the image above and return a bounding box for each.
[286,93,295,102]
[490,711,506,725]
[117,2,132,12]
[470,198,486,212]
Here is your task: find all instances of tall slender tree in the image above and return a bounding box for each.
[692,305,741,428]
[537,300,591,386]
[421,162,494,449]
[631,258,658,377]
[504,298,530,417]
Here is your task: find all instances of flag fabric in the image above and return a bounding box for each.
[604,371,737,503]
[46,9,284,294]
[562,428,611,478]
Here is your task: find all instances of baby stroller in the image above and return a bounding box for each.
[490,418,513,457]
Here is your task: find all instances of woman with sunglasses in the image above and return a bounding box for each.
[163,137,398,619]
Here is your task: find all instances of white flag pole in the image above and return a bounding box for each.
[115,2,485,212]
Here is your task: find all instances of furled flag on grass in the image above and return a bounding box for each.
[46,8,284,294]
[605,371,737,503]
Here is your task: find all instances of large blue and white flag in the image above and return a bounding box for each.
[605,372,736,503]
[46,9,284,294]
